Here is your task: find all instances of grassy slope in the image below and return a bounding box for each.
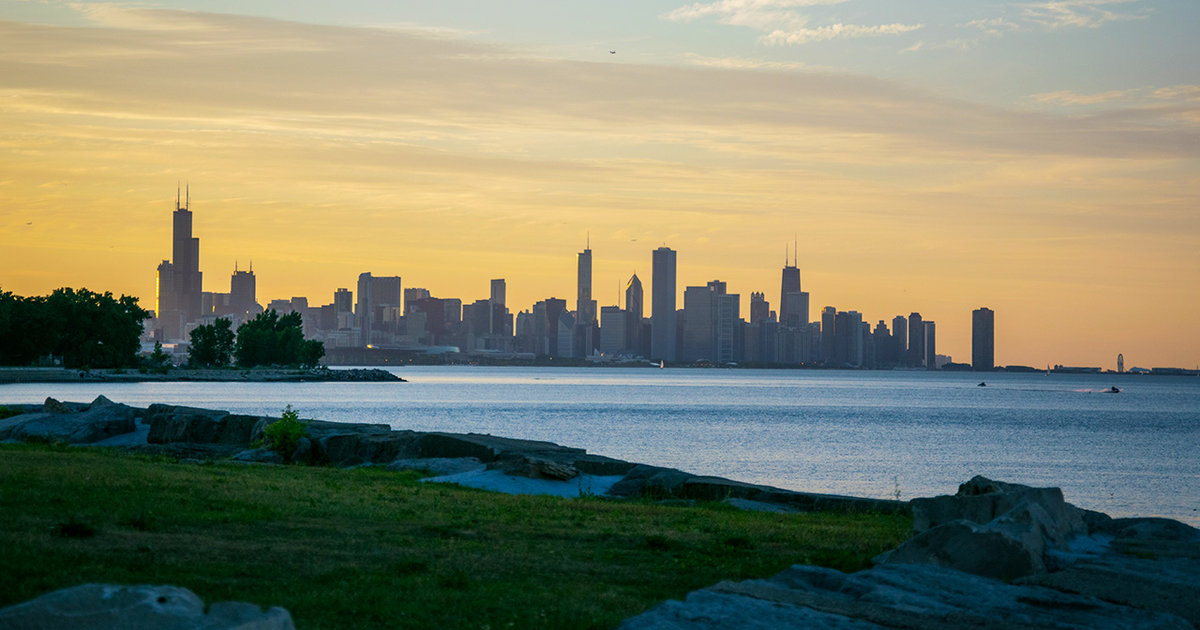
[0,445,911,629]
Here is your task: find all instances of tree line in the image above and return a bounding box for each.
[0,287,323,369]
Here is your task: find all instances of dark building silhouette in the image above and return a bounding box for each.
[356,273,402,347]
[625,273,644,356]
[892,315,908,367]
[908,312,925,367]
[574,244,596,357]
[155,187,204,340]
[651,247,677,362]
[820,306,836,363]
[750,291,770,325]
[779,251,808,329]
[972,307,995,371]
[923,320,937,370]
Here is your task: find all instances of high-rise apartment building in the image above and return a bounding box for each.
[908,312,925,367]
[972,307,995,371]
[891,315,908,366]
[923,320,937,370]
[749,292,770,324]
[651,247,677,362]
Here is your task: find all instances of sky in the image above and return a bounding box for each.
[1,0,1197,369]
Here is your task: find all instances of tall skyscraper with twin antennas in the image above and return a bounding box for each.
[155,185,203,341]
[779,242,808,329]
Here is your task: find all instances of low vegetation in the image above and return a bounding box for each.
[0,445,911,629]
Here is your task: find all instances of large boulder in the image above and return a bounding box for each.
[314,431,418,467]
[911,475,1087,541]
[6,400,137,444]
[146,405,231,444]
[0,583,293,630]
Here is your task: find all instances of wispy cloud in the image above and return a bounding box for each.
[1017,0,1149,29]
[1031,89,1137,105]
[663,0,920,45]
[682,53,812,71]
[763,22,922,45]
[963,17,1022,37]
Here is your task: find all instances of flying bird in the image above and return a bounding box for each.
[610,50,616,54]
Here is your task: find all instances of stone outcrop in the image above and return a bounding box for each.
[0,396,137,444]
[0,583,293,630]
[874,475,1095,580]
[622,476,1200,629]
[621,563,1192,629]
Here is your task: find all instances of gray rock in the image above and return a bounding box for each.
[316,431,418,467]
[608,465,695,498]
[146,405,231,444]
[291,437,313,463]
[911,475,1087,540]
[0,583,293,630]
[489,455,580,481]
[8,402,137,444]
[42,397,75,413]
[876,519,1046,580]
[623,563,1192,629]
[387,457,485,476]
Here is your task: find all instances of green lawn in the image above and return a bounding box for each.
[0,444,911,629]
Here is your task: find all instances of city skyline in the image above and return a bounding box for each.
[2,2,1198,369]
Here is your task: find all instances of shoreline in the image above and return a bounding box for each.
[0,367,403,384]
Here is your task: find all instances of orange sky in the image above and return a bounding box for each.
[1,8,1198,369]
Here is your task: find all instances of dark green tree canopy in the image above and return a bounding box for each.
[188,318,235,368]
[0,287,150,368]
[235,310,324,368]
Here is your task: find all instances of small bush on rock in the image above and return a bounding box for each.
[263,405,308,462]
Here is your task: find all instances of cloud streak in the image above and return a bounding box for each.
[663,0,920,45]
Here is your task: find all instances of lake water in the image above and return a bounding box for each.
[3,367,1198,525]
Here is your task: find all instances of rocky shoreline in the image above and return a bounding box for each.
[0,367,403,384]
[1,396,1197,629]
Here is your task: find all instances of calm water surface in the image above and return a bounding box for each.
[4,367,1197,525]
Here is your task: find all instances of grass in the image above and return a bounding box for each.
[0,444,911,629]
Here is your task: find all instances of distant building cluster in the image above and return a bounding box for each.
[150,192,998,369]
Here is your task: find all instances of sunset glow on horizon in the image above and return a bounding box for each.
[2,1,1197,369]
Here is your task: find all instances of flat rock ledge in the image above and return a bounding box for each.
[623,476,1200,629]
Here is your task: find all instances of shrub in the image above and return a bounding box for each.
[262,405,308,462]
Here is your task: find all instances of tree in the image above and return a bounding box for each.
[0,287,150,368]
[188,318,235,367]
[235,310,324,368]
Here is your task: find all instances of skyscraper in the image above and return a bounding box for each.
[972,307,995,371]
[574,244,596,357]
[155,186,203,340]
[891,315,908,367]
[651,247,677,362]
[779,250,808,328]
[356,273,402,347]
[625,273,644,355]
[490,279,507,337]
[923,320,937,370]
[908,312,924,367]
